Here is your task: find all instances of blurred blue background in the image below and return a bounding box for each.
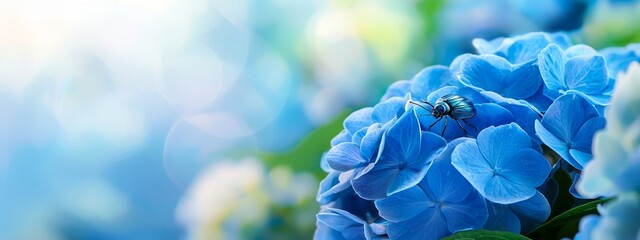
[1,0,639,239]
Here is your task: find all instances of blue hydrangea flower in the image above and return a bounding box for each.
[574,192,640,240]
[351,110,447,199]
[374,138,488,240]
[458,54,549,110]
[472,32,572,64]
[600,43,640,78]
[409,65,461,99]
[534,94,606,170]
[452,123,552,204]
[317,30,629,239]
[578,63,640,198]
[315,208,387,240]
[483,191,551,233]
[538,44,613,106]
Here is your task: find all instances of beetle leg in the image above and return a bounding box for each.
[441,117,448,136]
[427,117,442,131]
[455,120,469,137]
[462,119,477,132]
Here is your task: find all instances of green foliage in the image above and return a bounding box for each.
[527,197,614,239]
[444,230,531,240]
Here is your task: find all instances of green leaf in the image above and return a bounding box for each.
[527,197,614,237]
[443,230,531,240]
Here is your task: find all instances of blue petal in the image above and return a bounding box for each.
[455,124,545,204]
[505,60,544,98]
[535,119,570,157]
[523,86,553,112]
[375,186,429,222]
[325,142,368,172]
[565,90,611,106]
[450,53,474,73]
[484,202,521,233]
[384,133,446,195]
[387,110,421,159]
[331,130,352,147]
[511,191,551,225]
[441,186,488,233]
[381,80,410,101]
[388,167,430,196]
[504,33,551,64]
[483,173,537,204]
[314,220,347,240]
[472,37,506,54]
[317,171,355,204]
[572,116,606,153]
[541,94,599,143]
[387,208,449,240]
[427,139,474,202]
[570,172,590,199]
[458,55,512,92]
[451,140,494,196]
[569,149,592,169]
[317,208,365,231]
[351,163,398,200]
[459,55,541,99]
[467,103,514,131]
[410,131,447,167]
[317,208,366,239]
[564,55,609,94]
[410,65,452,99]
[498,102,543,142]
[477,123,532,166]
[499,149,551,189]
[565,44,598,58]
[372,97,405,124]
[351,128,367,146]
[344,107,373,134]
[360,125,384,161]
[538,44,567,91]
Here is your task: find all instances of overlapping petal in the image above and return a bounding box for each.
[376,139,487,239]
[452,123,551,204]
[535,94,605,170]
[538,44,611,105]
[459,55,543,99]
[352,110,446,199]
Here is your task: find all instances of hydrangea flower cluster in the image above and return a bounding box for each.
[573,62,640,239]
[315,32,633,239]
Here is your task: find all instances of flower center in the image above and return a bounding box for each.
[397,162,407,170]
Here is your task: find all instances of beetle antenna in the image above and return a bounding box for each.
[409,100,433,112]
[419,99,435,108]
